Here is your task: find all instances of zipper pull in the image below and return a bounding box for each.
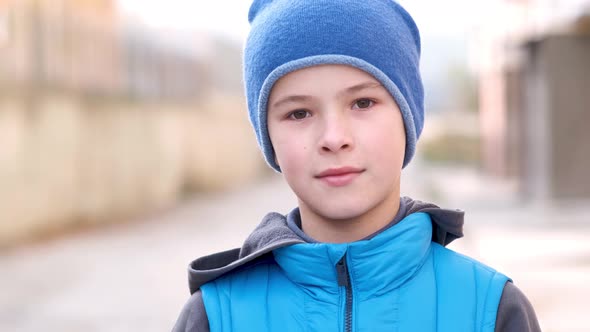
[336,255,350,287]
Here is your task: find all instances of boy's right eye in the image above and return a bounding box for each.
[287,109,310,120]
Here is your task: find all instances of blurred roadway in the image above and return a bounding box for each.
[1,158,589,332]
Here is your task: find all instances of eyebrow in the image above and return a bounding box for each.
[270,81,384,109]
[340,81,384,96]
[270,95,312,109]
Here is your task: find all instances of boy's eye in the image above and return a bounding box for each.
[288,110,310,120]
[353,99,374,109]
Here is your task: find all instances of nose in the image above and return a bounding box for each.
[318,113,354,153]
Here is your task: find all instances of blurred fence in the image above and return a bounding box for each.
[0,0,263,247]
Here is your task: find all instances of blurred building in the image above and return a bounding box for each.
[474,0,590,201]
[520,32,590,200]
[0,0,215,100]
[0,0,124,94]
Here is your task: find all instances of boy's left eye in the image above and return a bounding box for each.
[353,99,374,109]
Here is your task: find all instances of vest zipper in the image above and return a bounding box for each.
[336,255,353,332]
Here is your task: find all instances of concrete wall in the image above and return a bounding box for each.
[547,36,590,199]
[522,35,590,200]
[0,92,264,247]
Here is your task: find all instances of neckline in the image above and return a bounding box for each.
[273,212,433,300]
[286,198,408,243]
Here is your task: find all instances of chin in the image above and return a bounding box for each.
[309,202,371,222]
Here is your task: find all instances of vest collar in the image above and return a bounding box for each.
[272,212,433,300]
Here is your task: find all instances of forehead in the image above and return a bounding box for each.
[269,64,380,98]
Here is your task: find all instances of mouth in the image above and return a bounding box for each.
[315,166,365,187]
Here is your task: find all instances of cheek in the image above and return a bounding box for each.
[364,119,406,167]
[271,134,309,173]
[275,141,310,193]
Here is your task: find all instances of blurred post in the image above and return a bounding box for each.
[473,0,590,202]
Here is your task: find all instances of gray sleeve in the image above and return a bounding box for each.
[495,281,541,332]
[172,289,210,332]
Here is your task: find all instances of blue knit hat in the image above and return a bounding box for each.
[244,0,424,172]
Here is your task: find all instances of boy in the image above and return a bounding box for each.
[173,0,541,331]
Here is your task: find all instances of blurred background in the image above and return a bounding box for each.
[0,0,589,331]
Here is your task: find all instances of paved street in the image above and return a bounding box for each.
[1,160,589,332]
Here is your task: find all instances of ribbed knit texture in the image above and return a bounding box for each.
[244,0,424,171]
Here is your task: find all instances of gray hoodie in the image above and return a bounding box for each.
[172,197,541,332]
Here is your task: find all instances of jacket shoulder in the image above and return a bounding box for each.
[172,290,209,332]
[495,282,541,332]
[430,243,510,332]
[200,256,294,332]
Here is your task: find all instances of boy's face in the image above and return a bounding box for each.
[268,64,405,226]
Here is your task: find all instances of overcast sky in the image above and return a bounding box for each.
[117,0,590,42]
[116,0,485,42]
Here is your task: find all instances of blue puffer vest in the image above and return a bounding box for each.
[200,212,509,332]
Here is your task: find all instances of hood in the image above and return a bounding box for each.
[187,196,464,294]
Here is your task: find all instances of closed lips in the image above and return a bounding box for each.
[315,167,364,178]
